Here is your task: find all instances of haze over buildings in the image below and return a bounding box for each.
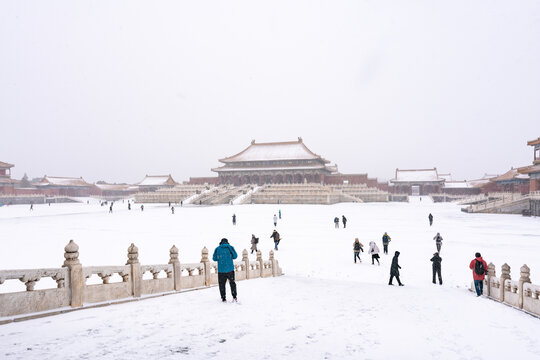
[1,0,539,183]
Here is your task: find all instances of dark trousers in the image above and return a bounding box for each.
[218,271,237,300]
[432,266,442,284]
[474,280,484,296]
[436,243,441,252]
[343,222,347,228]
[354,252,361,263]
[389,275,402,285]
[383,244,388,254]
[371,255,380,265]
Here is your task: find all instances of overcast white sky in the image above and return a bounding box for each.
[1,0,539,184]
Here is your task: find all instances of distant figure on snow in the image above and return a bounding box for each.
[431,252,442,285]
[368,241,380,265]
[30,203,33,211]
[278,209,281,219]
[334,217,339,229]
[250,234,259,254]
[128,202,131,210]
[171,206,175,214]
[270,229,281,250]
[428,213,433,226]
[353,238,363,263]
[212,238,238,302]
[273,214,278,227]
[389,251,404,286]
[469,252,488,297]
[109,204,113,213]
[232,214,236,225]
[180,200,183,207]
[433,232,443,252]
[382,232,391,254]
[342,215,347,228]
[168,201,171,208]
[141,204,144,211]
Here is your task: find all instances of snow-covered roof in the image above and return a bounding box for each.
[527,137,540,146]
[391,168,443,183]
[443,181,473,189]
[38,176,90,187]
[212,165,336,172]
[491,168,529,182]
[0,161,14,169]
[219,138,330,164]
[94,183,132,191]
[518,164,540,175]
[439,173,452,181]
[137,175,176,186]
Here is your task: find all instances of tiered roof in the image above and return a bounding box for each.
[391,168,444,183]
[490,168,529,182]
[137,175,177,186]
[38,176,91,187]
[0,161,14,169]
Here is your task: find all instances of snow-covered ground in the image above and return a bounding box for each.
[0,200,539,359]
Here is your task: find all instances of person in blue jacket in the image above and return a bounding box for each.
[212,238,238,302]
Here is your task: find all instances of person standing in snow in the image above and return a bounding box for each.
[270,229,280,250]
[273,214,278,227]
[278,209,281,219]
[433,232,443,252]
[171,206,175,214]
[232,213,236,225]
[382,232,391,254]
[428,213,433,226]
[141,204,144,211]
[109,203,113,213]
[128,202,131,210]
[469,252,488,296]
[353,238,363,263]
[212,238,238,302]
[30,203,33,211]
[368,241,380,265]
[388,251,404,286]
[342,215,347,228]
[334,217,339,229]
[431,252,442,285]
[250,234,259,254]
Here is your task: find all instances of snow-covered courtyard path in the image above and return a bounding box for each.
[0,200,539,359]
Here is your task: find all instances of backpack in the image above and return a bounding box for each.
[474,260,485,276]
[254,237,259,244]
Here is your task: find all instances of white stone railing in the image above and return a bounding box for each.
[0,241,283,321]
[530,191,540,200]
[476,262,539,316]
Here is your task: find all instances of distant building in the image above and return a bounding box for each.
[137,175,177,192]
[92,183,138,198]
[490,168,530,194]
[518,137,540,216]
[0,161,17,195]
[389,168,445,195]
[36,176,93,197]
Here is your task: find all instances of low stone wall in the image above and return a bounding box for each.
[0,241,283,320]
[476,262,540,317]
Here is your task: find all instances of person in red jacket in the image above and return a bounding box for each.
[469,252,488,296]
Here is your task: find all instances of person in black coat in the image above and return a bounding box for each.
[430,252,442,285]
[342,215,347,228]
[428,213,433,226]
[388,251,404,286]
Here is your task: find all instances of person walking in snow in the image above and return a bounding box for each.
[250,234,259,254]
[171,206,175,214]
[389,251,404,286]
[30,203,33,211]
[212,238,238,302]
[128,202,131,210]
[368,241,380,265]
[382,232,391,254]
[232,213,236,225]
[334,217,339,229]
[433,232,443,252]
[431,252,442,285]
[140,204,144,211]
[428,213,433,226]
[353,238,363,263]
[278,209,281,219]
[469,252,488,296]
[273,214,278,227]
[109,203,113,213]
[342,215,347,228]
[270,229,280,250]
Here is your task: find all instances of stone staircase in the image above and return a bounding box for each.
[332,184,389,202]
[251,184,346,204]
[134,185,209,203]
[461,193,530,214]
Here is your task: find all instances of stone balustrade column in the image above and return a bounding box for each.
[256,250,263,278]
[63,240,83,308]
[201,247,211,286]
[242,249,249,280]
[500,263,511,302]
[126,243,141,297]
[269,250,277,277]
[169,245,181,291]
[518,264,531,309]
[487,262,496,297]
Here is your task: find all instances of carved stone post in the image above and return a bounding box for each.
[126,243,141,297]
[242,249,250,280]
[500,263,511,302]
[63,240,83,308]
[201,247,211,286]
[269,250,277,277]
[169,245,181,291]
[487,263,496,297]
[256,250,263,278]
[518,264,531,309]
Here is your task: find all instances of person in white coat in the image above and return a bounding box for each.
[273,214,278,227]
[368,241,381,265]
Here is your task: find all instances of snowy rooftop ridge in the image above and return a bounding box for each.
[0,161,14,169]
[218,138,330,164]
[38,176,90,187]
[391,168,444,183]
[137,175,177,186]
[491,168,529,182]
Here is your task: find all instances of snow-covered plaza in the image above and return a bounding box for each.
[1,199,539,359]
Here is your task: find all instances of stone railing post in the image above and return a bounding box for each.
[63,240,83,308]
[487,262,496,297]
[201,247,211,286]
[269,250,277,277]
[242,249,249,280]
[126,243,141,297]
[256,250,263,278]
[500,263,511,302]
[169,245,181,291]
[518,264,531,309]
